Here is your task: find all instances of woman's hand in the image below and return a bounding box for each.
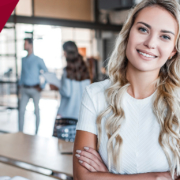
[75,147,108,172]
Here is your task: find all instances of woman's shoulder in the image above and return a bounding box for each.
[82,79,110,113]
[86,79,110,97]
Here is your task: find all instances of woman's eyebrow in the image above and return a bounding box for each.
[137,22,151,29]
[137,22,175,35]
[161,30,175,35]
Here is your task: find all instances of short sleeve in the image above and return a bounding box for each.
[76,86,98,135]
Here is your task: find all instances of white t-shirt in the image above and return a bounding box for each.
[76,79,172,174]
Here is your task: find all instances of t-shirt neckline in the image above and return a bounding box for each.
[125,90,156,104]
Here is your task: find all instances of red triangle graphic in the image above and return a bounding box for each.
[0,0,19,32]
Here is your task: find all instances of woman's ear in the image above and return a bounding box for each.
[169,47,177,59]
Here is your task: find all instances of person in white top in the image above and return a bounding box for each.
[73,0,180,180]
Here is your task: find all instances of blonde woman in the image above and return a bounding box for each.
[73,0,180,179]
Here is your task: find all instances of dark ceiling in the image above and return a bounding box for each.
[98,0,135,10]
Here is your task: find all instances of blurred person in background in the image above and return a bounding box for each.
[18,38,48,135]
[51,41,90,137]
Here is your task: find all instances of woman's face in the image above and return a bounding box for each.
[126,6,178,73]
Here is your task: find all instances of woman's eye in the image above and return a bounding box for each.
[138,27,147,33]
[161,35,171,40]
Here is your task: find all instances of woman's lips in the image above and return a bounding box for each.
[137,49,158,60]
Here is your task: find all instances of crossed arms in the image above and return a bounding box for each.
[73,131,179,180]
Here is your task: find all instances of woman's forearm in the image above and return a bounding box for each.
[75,171,158,180]
[73,132,169,180]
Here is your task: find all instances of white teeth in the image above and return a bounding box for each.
[138,51,156,58]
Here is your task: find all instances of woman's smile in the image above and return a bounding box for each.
[137,49,158,61]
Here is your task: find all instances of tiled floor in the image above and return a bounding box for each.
[0,98,59,138]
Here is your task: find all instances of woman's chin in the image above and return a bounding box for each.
[129,63,157,72]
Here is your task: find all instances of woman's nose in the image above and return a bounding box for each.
[143,35,157,49]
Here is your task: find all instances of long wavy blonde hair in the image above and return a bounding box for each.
[96,0,180,178]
